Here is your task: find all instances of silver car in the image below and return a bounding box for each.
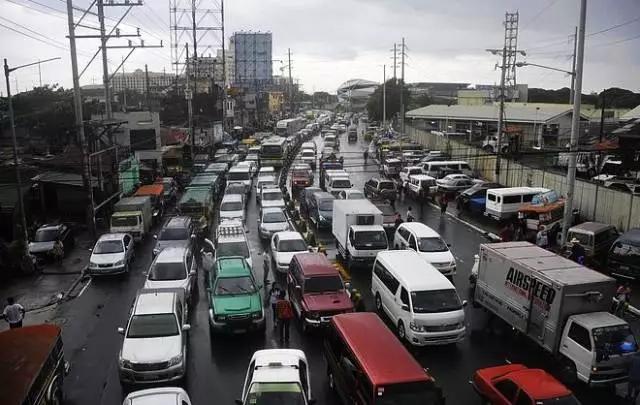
[220,193,246,224]
[123,387,192,405]
[118,289,190,386]
[258,207,290,240]
[144,247,197,306]
[153,216,194,257]
[87,233,135,276]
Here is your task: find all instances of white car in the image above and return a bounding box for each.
[399,166,424,187]
[236,160,258,177]
[260,187,285,209]
[220,193,246,224]
[123,387,192,405]
[256,175,277,202]
[258,207,290,241]
[435,174,474,193]
[258,166,275,177]
[216,221,252,269]
[393,222,456,276]
[144,247,197,305]
[238,349,313,405]
[118,289,190,386]
[336,189,365,200]
[87,233,135,276]
[269,231,308,273]
[300,148,316,168]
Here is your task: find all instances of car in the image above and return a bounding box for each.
[470,364,580,405]
[308,191,335,229]
[256,175,277,202]
[122,387,192,405]
[28,223,75,260]
[236,160,258,177]
[260,187,286,209]
[144,247,197,307]
[117,289,190,386]
[292,163,314,182]
[207,257,265,334]
[337,189,365,200]
[436,174,474,193]
[220,193,246,224]
[382,158,402,177]
[300,148,316,170]
[456,182,502,211]
[258,166,276,178]
[227,165,253,194]
[159,177,178,202]
[87,233,135,276]
[399,166,424,187]
[153,216,194,257]
[287,253,353,332]
[245,153,260,167]
[393,222,456,276]
[237,349,314,405]
[269,231,309,273]
[405,174,437,200]
[299,187,322,218]
[258,207,290,240]
[363,177,397,201]
[215,221,252,269]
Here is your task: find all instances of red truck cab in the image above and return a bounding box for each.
[286,253,353,332]
[471,364,581,405]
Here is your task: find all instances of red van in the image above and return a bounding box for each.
[286,253,353,332]
[324,312,445,404]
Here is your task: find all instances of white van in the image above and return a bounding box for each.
[227,165,253,194]
[371,250,466,346]
[420,160,473,178]
[393,222,456,276]
[326,174,352,197]
[484,187,549,220]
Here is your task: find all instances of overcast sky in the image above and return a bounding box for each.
[1,0,639,96]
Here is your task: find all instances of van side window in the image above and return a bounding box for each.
[408,235,418,250]
[374,262,399,294]
[398,227,410,241]
[568,323,592,350]
[487,194,496,202]
[400,288,409,306]
[494,379,518,402]
[522,193,535,203]
[503,195,522,204]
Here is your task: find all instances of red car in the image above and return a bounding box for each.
[471,364,581,405]
[286,253,353,332]
[291,164,313,189]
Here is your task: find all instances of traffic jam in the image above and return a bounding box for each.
[5,113,639,405]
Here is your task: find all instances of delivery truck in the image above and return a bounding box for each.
[332,200,388,269]
[474,241,637,386]
[111,196,153,241]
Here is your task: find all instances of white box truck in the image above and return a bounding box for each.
[332,200,388,269]
[474,241,637,386]
[111,196,153,242]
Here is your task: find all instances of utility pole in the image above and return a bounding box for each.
[561,0,587,246]
[191,0,197,95]
[399,37,406,133]
[288,48,293,116]
[599,89,606,143]
[186,44,194,153]
[38,60,42,87]
[97,0,112,118]
[145,64,150,111]
[122,57,127,112]
[570,26,577,104]
[382,64,386,130]
[392,43,397,82]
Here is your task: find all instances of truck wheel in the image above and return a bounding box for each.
[560,358,578,386]
[375,293,383,313]
[397,321,406,341]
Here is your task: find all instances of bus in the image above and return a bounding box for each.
[275,118,305,137]
[259,136,289,168]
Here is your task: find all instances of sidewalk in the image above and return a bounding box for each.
[0,231,94,332]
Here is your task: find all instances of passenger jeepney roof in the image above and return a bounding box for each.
[179,188,210,203]
[135,184,164,196]
[0,324,62,405]
[518,199,565,213]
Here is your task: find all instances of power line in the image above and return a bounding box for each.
[521,0,560,30]
[587,15,640,37]
[0,22,68,51]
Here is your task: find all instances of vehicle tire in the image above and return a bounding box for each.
[375,293,383,313]
[560,358,578,386]
[398,321,406,341]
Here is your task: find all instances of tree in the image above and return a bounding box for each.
[366,79,411,123]
[409,93,432,110]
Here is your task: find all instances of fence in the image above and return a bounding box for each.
[407,125,640,232]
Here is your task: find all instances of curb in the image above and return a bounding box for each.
[60,271,89,301]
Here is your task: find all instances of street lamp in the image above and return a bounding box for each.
[4,57,61,248]
[515,61,575,77]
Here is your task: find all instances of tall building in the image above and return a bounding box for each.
[111,69,173,94]
[230,32,272,91]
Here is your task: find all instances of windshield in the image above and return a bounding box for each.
[279,239,308,252]
[148,262,186,281]
[221,201,243,211]
[228,172,250,181]
[112,216,139,227]
[304,275,343,293]
[301,151,314,158]
[593,325,638,356]
[263,191,283,201]
[293,170,309,177]
[217,241,249,258]
[376,381,442,405]
[261,145,283,155]
[332,179,351,188]
[159,227,189,241]
[610,242,640,265]
[215,276,256,295]
[353,231,388,250]
[127,314,179,338]
[418,237,449,252]
[567,231,591,246]
[34,229,59,242]
[319,200,334,211]
[94,240,124,254]
[263,211,287,223]
[246,382,305,405]
[411,289,462,313]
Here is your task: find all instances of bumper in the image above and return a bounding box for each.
[588,370,628,386]
[275,263,289,273]
[407,327,466,346]
[209,310,266,333]
[86,264,127,276]
[119,363,185,384]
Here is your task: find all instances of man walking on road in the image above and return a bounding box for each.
[276,291,293,344]
[2,297,25,329]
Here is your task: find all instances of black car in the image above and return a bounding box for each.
[456,182,502,211]
[28,223,75,260]
[299,187,322,218]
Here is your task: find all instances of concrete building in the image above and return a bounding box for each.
[406,103,589,148]
[230,32,273,91]
[111,69,173,94]
[409,82,528,104]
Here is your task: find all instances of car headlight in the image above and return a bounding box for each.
[119,357,132,369]
[89,261,98,268]
[251,310,263,319]
[409,321,424,332]
[167,354,183,367]
[114,259,125,266]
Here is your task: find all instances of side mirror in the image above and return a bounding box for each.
[401,304,410,312]
[189,270,197,276]
[344,282,352,290]
[182,324,191,332]
[462,300,468,307]
[295,285,302,292]
[117,327,125,335]
[447,243,451,248]
[153,234,158,240]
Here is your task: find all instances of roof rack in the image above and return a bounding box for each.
[217,221,245,237]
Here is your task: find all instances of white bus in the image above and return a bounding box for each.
[484,187,549,220]
[259,136,289,168]
[275,118,305,137]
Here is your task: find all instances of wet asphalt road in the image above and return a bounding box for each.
[53,125,624,405]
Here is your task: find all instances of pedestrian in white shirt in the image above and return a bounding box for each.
[536,226,548,249]
[2,297,25,329]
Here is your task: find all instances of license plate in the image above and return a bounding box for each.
[140,374,156,381]
[234,328,246,334]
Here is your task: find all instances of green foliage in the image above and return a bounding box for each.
[366,79,411,122]
[528,87,640,109]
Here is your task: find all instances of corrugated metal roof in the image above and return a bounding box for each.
[406,103,579,123]
[621,104,640,120]
[31,171,99,187]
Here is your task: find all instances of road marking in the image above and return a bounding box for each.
[77,278,92,298]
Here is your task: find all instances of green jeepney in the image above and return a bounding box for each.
[186,173,222,202]
[177,188,213,233]
[207,257,265,334]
